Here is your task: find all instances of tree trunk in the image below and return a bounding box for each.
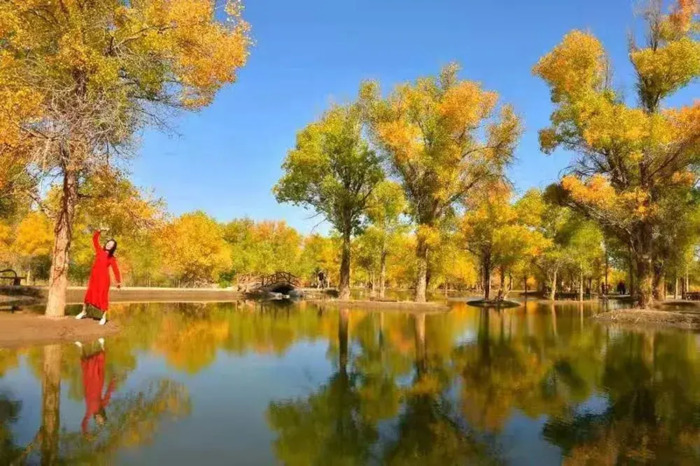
[41,344,62,465]
[652,258,666,301]
[414,236,429,303]
[653,267,665,302]
[604,249,609,295]
[578,270,584,302]
[46,169,79,317]
[379,244,387,298]
[674,275,679,299]
[549,269,557,301]
[369,270,377,298]
[338,233,351,300]
[497,265,506,301]
[636,256,654,308]
[627,249,635,298]
[482,255,492,301]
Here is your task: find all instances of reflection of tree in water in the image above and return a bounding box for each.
[7,343,191,465]
[455,307,606,433]
[266,308,378,465]
[543,331,700,464]
[0,390,22,464]
[267,310,500,465]
[382,313,501,466]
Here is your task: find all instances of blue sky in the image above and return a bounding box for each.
[131,0,698,234]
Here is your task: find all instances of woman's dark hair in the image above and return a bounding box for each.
[104,239,117,257]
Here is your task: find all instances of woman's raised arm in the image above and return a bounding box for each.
[92,230,102,253]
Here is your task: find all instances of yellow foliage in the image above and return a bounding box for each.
[159,212,232,285]
[533,31,608,102]
[0,220,11,263]
[562,175,615,210]
[630,37,700,99]
[536,1,699,289]
[13,212,53,257]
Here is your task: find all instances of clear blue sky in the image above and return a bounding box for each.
[131,0,698,234]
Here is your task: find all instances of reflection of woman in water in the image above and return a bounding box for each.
[76,338,115,435]
[76,229,121,325]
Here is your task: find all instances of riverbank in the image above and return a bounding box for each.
[0,312,120,349]
[0,286,244,305]
[593,308,700,331]
[308,298,450,312]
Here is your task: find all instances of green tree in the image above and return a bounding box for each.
[274,104,384,299]
[366,181,408,298]
[562,217,604,301]
[363,64,521,302]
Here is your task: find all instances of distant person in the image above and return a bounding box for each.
[617,281,626,295]
[318,270,326,289]
[75,338,115,436]
[76,229,121,325]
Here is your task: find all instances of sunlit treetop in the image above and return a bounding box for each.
[362,63,521,227]
[0,0,251,174]
[533,0,699,235]
[533,30,610,104]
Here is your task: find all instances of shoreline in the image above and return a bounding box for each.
[592,308,700,331]
[0,312,120,349]
[307,298,450,312]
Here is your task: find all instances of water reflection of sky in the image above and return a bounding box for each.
[1,301,699,465]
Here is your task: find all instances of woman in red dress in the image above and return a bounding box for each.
[76,229,122,325]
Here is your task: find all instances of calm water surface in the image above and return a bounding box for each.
[1,300,700,465]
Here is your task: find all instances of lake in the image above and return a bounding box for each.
[1,300,700,465]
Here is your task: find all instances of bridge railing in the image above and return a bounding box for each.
[261,271,300,287]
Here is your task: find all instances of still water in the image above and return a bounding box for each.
[1,300,700,465]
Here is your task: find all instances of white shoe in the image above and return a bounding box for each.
[99,315,107,326]
[75,311,87,320]
[74,341,83,348]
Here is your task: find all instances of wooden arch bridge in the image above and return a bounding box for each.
[240,271,301,295]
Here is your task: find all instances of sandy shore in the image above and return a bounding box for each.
[0,286,244,305]
[308,299,450,312]
[0,312,120,348]
[592,308,700,331]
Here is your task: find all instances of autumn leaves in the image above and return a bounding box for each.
[534,0,699,306]
[0,0,697,310]
[275,0,698,306]
[275,64,522,302]
[0,1,252,315]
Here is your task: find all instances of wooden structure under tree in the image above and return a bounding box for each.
[0,269,26,286]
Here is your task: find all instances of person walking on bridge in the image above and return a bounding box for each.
[76,228,122,325]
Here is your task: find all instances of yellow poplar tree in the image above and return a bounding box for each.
[533,0,699,307]
[159,212,232,286]
[363,64,521,302]
[0,0,250,315]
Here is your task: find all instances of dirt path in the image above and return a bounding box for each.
[0,312,120,349]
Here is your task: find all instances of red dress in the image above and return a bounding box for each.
[84,231,121,311]
[80,351,116,434]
